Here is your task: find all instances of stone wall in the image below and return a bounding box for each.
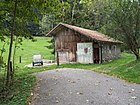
[102,43,121,62]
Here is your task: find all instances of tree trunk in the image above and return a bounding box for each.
[136,54,139,60]
[71,1,76,22]
[6,0,18,86]
[131,47,140,60]
[135,49,140,60]
[12,36,18,77]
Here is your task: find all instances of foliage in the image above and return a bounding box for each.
[108,0,140,59]
[0,0,63,89]
[0,0,140,104]
[0,74,36,105]
[40,0,140,60]
[0,36,55,103]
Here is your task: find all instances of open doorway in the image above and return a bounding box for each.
[93,43,100,64]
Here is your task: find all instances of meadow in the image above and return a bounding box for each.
[0,37,53,67]
[0,37,140,105]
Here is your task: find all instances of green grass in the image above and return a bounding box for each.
[0,66,57,105]
[0,37,53,67]
[109,60,140,83]
[0,36,55,105]
[0,75,35,105]
[0,37,140,105]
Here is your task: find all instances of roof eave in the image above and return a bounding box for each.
[46,23,63,37]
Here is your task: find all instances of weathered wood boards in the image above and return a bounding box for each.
[47,23,122,64]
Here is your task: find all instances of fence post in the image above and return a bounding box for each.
[56,51,59,66]
[19,56,21,63]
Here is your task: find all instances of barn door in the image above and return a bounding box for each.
[58,51,69,63]
[76,43,93,63]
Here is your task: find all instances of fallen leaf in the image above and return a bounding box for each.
[71,81,76,83]
[56,97,59,99]
[68,80,70,82]
[96,81,100,83]
[110,88,113,91]
[56,100,59,103]
[131,89,135,92]
[77,92,83,95]
[86,100,89,103]
[131,96,137,99]
[128,103,134,105]
[31,92,33,96]
[108,92,112,95]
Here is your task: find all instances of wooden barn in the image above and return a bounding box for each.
[46,23,122,64]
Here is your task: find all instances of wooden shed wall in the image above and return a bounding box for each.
[53,27,121,63]
[54,27,92,62]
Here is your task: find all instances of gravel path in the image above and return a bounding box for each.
[30,68,140,105]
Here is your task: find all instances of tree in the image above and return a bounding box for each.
[79,0,140,59]
[0,0,62,87]
[108,0,140,60]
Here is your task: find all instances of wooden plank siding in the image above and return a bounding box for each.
[53,27,121,64]
[54,27,93,63]
[77,43,93,64]
[47,23,122,64]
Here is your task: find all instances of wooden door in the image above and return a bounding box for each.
[77,43,93,64]
[58,51,69,63]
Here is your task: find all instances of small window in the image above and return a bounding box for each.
[113,45,116,49]
[84,48,88,53]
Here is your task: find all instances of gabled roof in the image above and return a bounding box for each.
[46,23,122,44]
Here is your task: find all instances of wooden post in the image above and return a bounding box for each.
[56,51,59,66]
[19,56,21,63]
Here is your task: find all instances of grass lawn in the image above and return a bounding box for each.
[0,37,140,105]
[0,37,54,67]
[0,37,56,105]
